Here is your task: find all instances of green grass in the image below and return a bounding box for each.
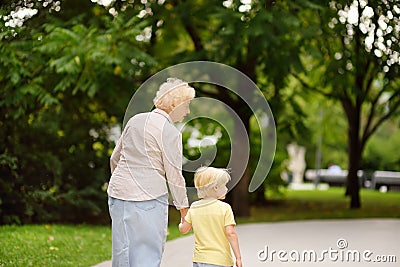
[237,187,400,223]
[1,188,399,267]
[0,224,111,267]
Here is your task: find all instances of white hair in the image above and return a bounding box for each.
[153,78,195,111]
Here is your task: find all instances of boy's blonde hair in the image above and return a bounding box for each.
[153,78,195,112]
[194,166,231,198]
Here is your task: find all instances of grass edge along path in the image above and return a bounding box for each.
[1,188,399,267]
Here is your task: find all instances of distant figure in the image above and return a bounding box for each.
[287,143,306,184]
[179,167,243,267]
[328,163,342,173]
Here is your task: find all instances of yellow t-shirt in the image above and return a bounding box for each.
[185,199,236,266]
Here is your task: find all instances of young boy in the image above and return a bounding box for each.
[179,167,243,267]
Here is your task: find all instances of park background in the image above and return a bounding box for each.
[1,0,399,266]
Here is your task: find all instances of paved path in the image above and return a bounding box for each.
[93,219,400,267]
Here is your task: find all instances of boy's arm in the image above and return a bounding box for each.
[225,225,242,267]
[178,220,192,234]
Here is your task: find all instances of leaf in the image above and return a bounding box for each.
[50,56,82,74]
[10,72,21,85]
[87,83,98,98]
[51,27,81,45]
[53,76,74,92]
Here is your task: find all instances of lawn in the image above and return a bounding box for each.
[0,224,111,267]
[1,187,399,267]
[238,187,400,223]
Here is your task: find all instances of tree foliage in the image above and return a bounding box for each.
[0,0,156,224]
[138,0,321,216]
[295,0,400,208]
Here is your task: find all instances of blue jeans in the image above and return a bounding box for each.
[193,263,232,267]
[108,195,168,267]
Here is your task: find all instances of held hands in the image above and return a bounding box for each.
[178,208,192,234]
[178,219,192,234]
[178,222,185,233]
[178,217,183,232]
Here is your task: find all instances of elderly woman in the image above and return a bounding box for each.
[107,78,195,267]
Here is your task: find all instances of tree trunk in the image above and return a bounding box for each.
[343,100,362,209]
[229,112,251,217]
[347,134,361,209]
[231,165,251,217]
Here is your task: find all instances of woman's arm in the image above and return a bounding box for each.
[225,225,242,267]
[163,131,189,210]
[110,134,123,174]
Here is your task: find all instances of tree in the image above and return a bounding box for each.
[134,0,316,216]
[0,1,156,223]
[295,0,400,208]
